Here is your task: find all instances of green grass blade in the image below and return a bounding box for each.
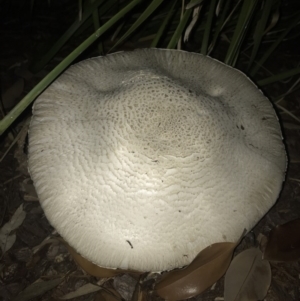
[78,0,83,21]
[167,7,193,49]
[201,0,218,55]
[186,0,204,10]
[273,77,300,103]
[208,0,233,55]
[257,67,300,86]
[250,13,300,76]
[110,0,165,51]
[224,0,258,66]
[0,0,142,136]
[90,0,104,54]
[276,104,300,123]
[30,0,107,73]
[263,3,280,34]
[91,0,101,30]
[151,1,178,48]
[247,0,275,70]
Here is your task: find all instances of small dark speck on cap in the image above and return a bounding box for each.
[126,240,133,249]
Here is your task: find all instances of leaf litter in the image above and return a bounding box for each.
[59,283,102,299]
[155,242,237,300]
[0,1,300,301]
[224,248,271,301]
[263,218,300,262]
[0,204,26,254]
[12,278,63,301]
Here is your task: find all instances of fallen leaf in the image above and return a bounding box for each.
[155,242,237,301]
[0,233,17,255]
[0,204,26,254]
[1,204,26,233]
[12,278,63,301]
[184,6,201,43]
[131,275,148,301]
[132,286,147,301]
[20,178,39,201]
[224,248,271,301]
[114,274,137,300]
[60,283,102,299]
[94,287,123,301]
[263,218,300,262]
[32,237,59,254]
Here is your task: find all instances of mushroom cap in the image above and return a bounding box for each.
[28,49,286,272]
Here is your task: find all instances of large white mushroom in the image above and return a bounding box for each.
[28,48,286,273]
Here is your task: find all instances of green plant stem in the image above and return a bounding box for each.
[225,0,258,66]
[257,67,300,86]
[0,0,142,136]
[30,0,106,73]
[247,0,274,70]
[110,0,165,51]
[201,0,218,55]
[250,13,300,76]
[167,7,193,49]
[151,1,178,47]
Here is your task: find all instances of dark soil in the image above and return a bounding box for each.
[1,1,300,301]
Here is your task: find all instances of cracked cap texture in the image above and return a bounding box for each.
[28,49,286,272]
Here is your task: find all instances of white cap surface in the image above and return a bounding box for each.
[28,49,286,272]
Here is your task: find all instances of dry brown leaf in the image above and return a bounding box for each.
[114,274,137,300]
[12,278,63,301]
[155,242,237,301]
[32,237,59,254]
[0,204,26,254]
[94,287,123,301]
[20,178,39,201]
[131,275,148,301]
[132,287,147,301]
[224,248,271,301]
[263,218,300,262]
[184,6,202,43]
[60,283,102,299]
